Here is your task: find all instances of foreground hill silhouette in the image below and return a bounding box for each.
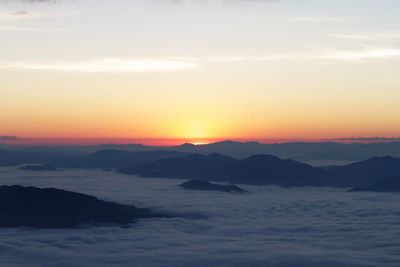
[120,154,335,187]
[0,185,161,228]
[349,177,400,192]
[180,180,246,193]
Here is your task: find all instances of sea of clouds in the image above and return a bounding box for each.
[0,167,399,267]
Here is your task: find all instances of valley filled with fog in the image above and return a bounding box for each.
[0,167,399,267]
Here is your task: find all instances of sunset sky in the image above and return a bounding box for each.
[1,0,400,145]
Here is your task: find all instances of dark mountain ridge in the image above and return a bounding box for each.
[0,185,163,228]
[180,180,246,193]
[120,153,235,180]
[349,177,400,192]
[4,140,400,166]
[328,156,400,187]
[50,150,191,169]
[121,153,337,187]
[0,149,67,166]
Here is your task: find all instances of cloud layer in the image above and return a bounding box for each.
[2,46,399,74]
[0,58,198,73]
[0,168,399,267]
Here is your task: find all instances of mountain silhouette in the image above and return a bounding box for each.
[3,141,400,168]
[328,156,400,187]
[0,149,65,166]
[349,177,400,192]
[225,155,334,186]
[20,164,58,171]
[170,141,400,163]
[0,185,163,228]
[121,153,335,187]
[179,180,246,193]
[51,150,190,169]
[120,153,236,180]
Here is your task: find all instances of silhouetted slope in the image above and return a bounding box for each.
[51,150,190,169]
[20,164,58,171]
[4,141,400,167]
[172,141,400,161]
[121,153,335,187]
[328,156,400,187]
[0,185,160,228]
[349,177,400,192]
[0,150,65,166]
[120,153,236,180]
[226,155,333,186]
[179,180,246,193]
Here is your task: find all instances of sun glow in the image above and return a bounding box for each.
[177,120,214,140]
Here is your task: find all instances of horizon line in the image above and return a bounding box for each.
[1,136,400,146]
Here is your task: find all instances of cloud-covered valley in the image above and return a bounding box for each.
[0,167,399,267]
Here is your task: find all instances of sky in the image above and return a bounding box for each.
[0,0,400,145]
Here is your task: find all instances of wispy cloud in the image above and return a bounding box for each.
[0,58,198,73]
[0,10,76,31]
[319,49,400,61]
[323,137,400,142]
[376,81,400,85]
[0,25,67,32]
[209,48,400,63]
[0,0,62,3]
[0,11,77,21]
[288,16,352,23]
[0,136,18,140]
[330,32,400,41]
[1,47,399,74]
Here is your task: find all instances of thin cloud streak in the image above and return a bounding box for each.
[0,11,77,32]
[1,48,399,73]
[0,25,67,32]
[0,11,77,21]
[0,0,62,3]
[0,58,198,73]
[320,49,400,61]
[330,32,400,41]
[288,16,352,23]
[210,48,400,63]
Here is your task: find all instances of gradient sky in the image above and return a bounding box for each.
[1,0,400,144]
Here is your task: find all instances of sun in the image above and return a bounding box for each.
[169,119,222,145]
[192,141,209,145]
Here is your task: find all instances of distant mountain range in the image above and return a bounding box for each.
[120,153,335,187]
[120,153,235,180]
[2,141,400,189]
[121,153,400,188]
[49,150,190,169]
[0,149,68,166]
[3,140,400,165]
